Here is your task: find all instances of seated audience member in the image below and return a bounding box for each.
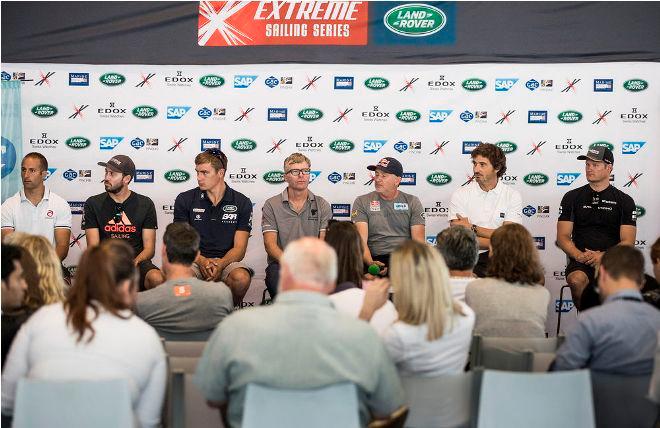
[194,237,404,428]
[552,245,660,375]
[363,240,474,376]
[465,223,549,337]
[325,220,398,335]
[1,245,30,367]
[1,240,167,428]
[641,237,660,308]
[135,223,233,338]
[435,225,479,301]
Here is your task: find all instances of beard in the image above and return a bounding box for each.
[105,181,124,194]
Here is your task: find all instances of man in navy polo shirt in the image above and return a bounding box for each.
[174,149,253,305]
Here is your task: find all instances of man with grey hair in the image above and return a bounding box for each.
[195,237,405,427]
[436,226,479,301]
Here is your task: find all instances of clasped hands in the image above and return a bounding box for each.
[576,249,603,267]
[198,255,224,281]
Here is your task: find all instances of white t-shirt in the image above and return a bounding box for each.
[449,276,477,302]
[382,301,475,377]
[329,288,398,336]
[1,187,72,245]
[1,303,167,428]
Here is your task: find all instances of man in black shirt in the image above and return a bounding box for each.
[173,149,253,305]
[83,155,165,290]
[557,146,636,310]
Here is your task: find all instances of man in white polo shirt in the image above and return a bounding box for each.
[1,152,72,261]
[449,143,522,277]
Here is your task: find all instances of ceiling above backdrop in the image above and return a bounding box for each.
[2,1,660,64]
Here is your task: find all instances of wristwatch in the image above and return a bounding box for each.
[471,224,478,234]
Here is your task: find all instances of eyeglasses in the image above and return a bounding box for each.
[205,148,227,170]
[285,168,311,176]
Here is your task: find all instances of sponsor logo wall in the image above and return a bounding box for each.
[4,62,659,334]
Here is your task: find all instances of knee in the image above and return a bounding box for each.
[228,268,251,290]
[145,269,165,289]
[567,271,589,288]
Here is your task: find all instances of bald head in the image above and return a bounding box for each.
[279,237,338,294]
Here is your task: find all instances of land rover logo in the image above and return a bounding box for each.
[329,140,355,152]
[263,170,285,184]
[132,106,158,119]
[635,205,646,218]
[164,170,190,183]
[99,73,125,86]
[364,77,389,90]
[396,110,421,122]
[231,139,257,152]
[384,4,447,37]
[31,104,57,117]
[426,172,452,185]
[558,110,583,123]
[65,137,91,149]
[298,108,323,121]
[199,75,225,88]
[523,173,549,186]
[623,79,648,92]
[495,141,517,154]
[462,78,486,91]
[589,141,614,152]
[223,205,238,213]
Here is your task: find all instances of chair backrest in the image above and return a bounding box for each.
[476,369,595,428]
[470,335,563,371]
[158,329,214,342]
[12,378,133,428]
[163,340,207,358]
[523,351,557,372]
[242,383,361,428]
[401,372,473,428]
[590,371,658,428]
[169,370,223,428]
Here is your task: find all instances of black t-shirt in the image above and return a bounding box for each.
[83,191,158,256]
[558,184,636,252]
[173,185,252,258]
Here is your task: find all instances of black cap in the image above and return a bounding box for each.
[577,146,614,165]
[98,155,136,177]
[367,157,403,177]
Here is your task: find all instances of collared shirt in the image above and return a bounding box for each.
[553,289,660,375]
[261,189,332,264]
[173,185,252,258]
[194,291,405,428]
[1,187,72,245]
[449,180,522,252]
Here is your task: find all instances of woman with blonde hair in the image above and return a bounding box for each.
[466,223,550,337]
[380,240,475,376]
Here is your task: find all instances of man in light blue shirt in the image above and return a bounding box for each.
[552,245,660,375]
[194,237,404,427]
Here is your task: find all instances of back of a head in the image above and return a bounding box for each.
[601,245,645,287]
[19,235,65,305]
[280,237,337,292]
[324,221,364,288]
[435,226,479,271]
[390,240,456,341]
[1,244,23,283]
[66,240,137,343]
[488,223,544,285]
[163,222,200,266]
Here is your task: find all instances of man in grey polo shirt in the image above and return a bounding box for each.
[262,153,331,298]
[352,157,425,274]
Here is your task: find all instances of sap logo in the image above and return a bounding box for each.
[401,173,416,186]
[131,138,145,149]
[533,236,546,250]
[429,110,452,123]
[44,168,57,181]
[268,108,287,121]
[394,141,408,153]
[68,201,85,215]
[555,299,575,313]
[331,204,351,217]
[557,173,581,186]
[462,141,481,154]
[68,73,89,86]
[426,236,437,245]
[308,170,321,183]
[594,79,613,92]
[198,107,212,119]
[234,75,257,88]
[528,110,547,123]
[167,106,191,119]
[100,136,123,150]
[328,172,342,184]
[63,169,78,181]
[622,141,645,154]
[201,138,221,151]
[135,169,155,183]
[363,139,386,153]
[526,79,540,91]
[460,111,474,122]
[522,205,537,217]
[221,213,238,221]
[334,76,354,89]
[495,78,518,91]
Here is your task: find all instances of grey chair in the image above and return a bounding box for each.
[590,372,658,428]
[470,335,564,372]
[163,340,207,358]
[158,329,215,342]
[12,378,133,428]
[522,351,557,372]
[401,372,473,428]
[475,369,595,428]
[242,383,361,428]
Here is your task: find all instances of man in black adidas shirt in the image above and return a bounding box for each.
[83,155,165,290]
[173,149,253,305]
[557,146,636,310]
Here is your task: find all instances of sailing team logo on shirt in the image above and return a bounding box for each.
[105,211,137,234]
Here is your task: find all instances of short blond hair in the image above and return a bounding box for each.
[390,240,465,341]
[283,153,310,170]
[195,151,227,172]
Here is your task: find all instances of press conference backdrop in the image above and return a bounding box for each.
[2,62,658,334]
